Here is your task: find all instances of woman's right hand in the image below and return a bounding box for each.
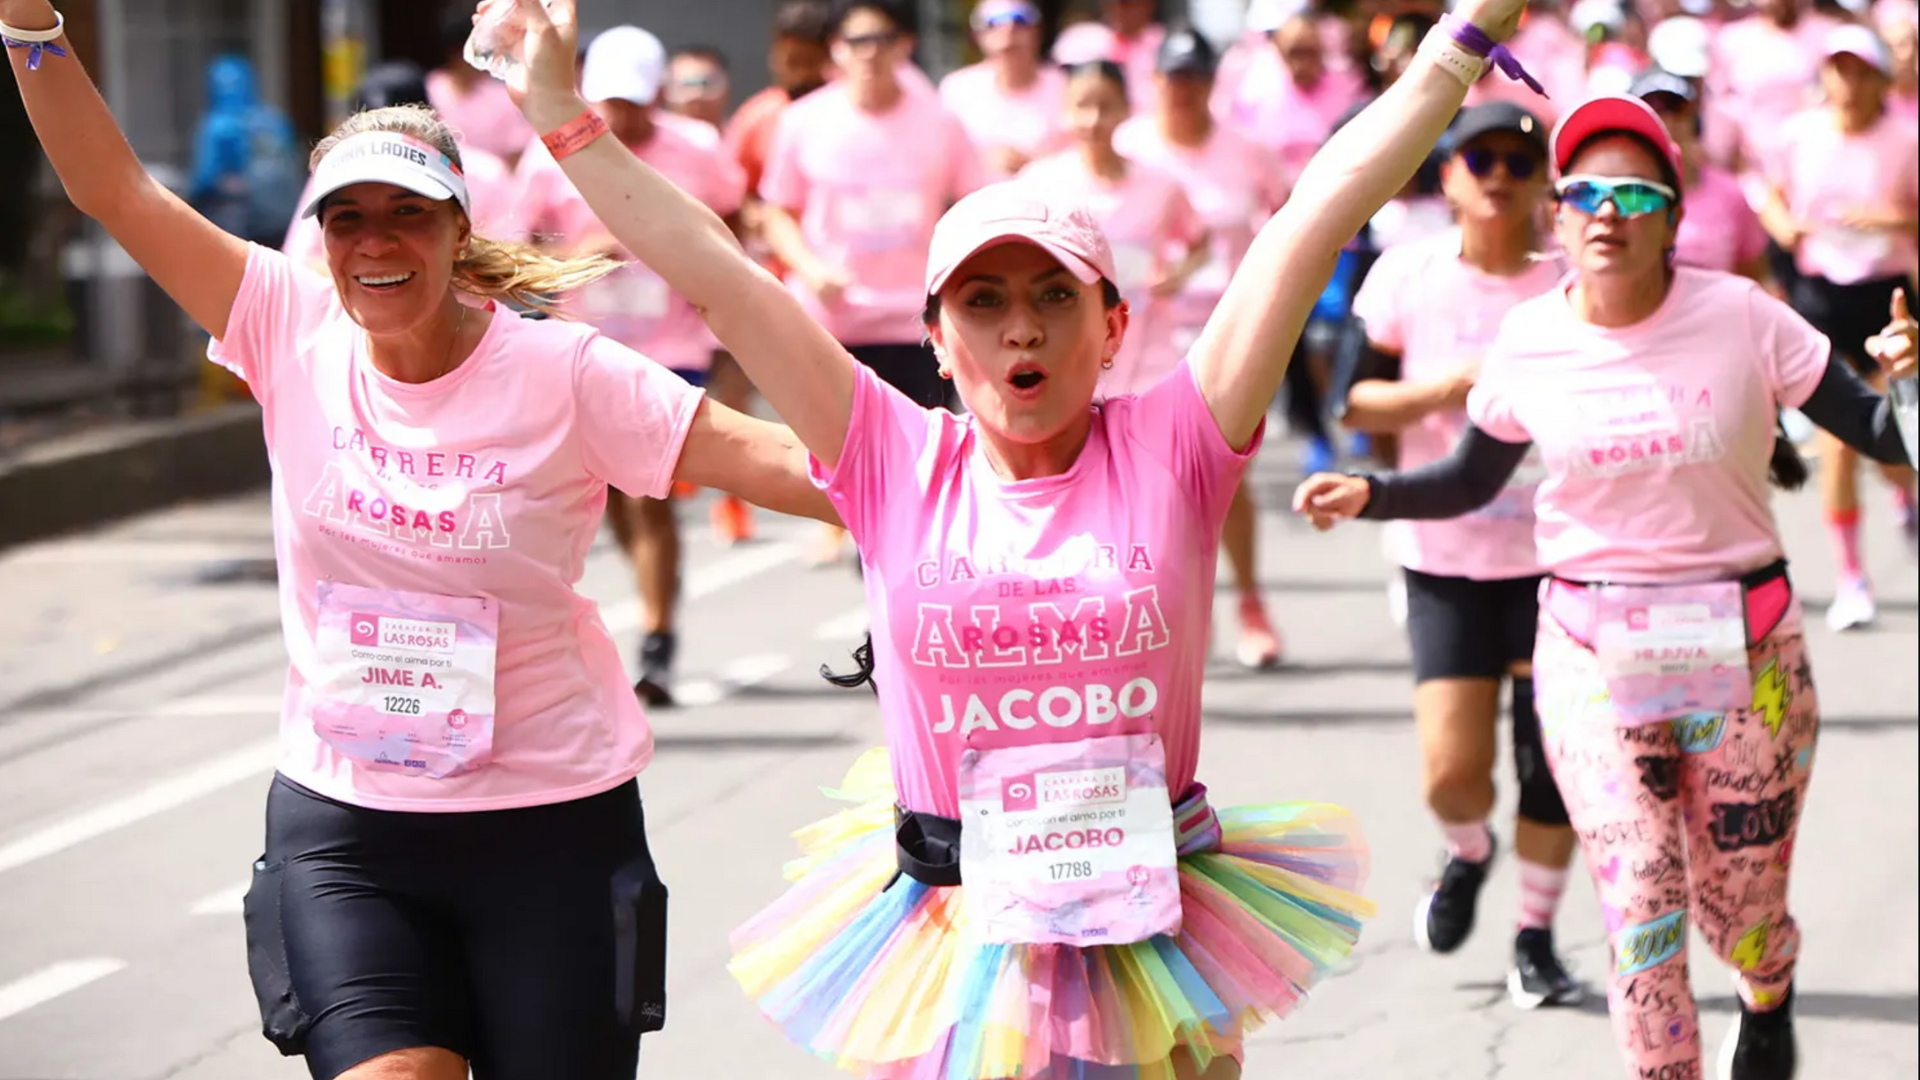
[1866,289,1918,382]
[1291,473,1373,531]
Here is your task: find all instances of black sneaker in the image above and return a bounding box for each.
[635,631,676,708]
[1414,831,1494,955]
[1718,985,1798,1080]
[1508,928,1585,1009]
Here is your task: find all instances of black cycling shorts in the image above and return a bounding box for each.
[1403,568,1543,683]
[243,775,667,1080]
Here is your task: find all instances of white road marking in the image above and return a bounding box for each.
[673,653,791,709]
[600,541,802,636]
[813,604,869,643]
[189,881,250,916]
[0,959,127,1023]
[0,738,279,877]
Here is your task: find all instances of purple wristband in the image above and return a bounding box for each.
[1442,14,1547,98]
[3,34,67,71]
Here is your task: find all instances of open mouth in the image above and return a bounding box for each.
[354,271,416,293]
[1006,364,1048,395]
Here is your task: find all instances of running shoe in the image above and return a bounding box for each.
[1415,832,1495,955]
[711,493,754,547]
[635,631,676,708]
[1825,578,1876,632]
[1235,593,1283,669]
[1718,985,1798,1080]
[1508,928,1585,1009]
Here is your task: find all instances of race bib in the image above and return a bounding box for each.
[1593,581,1750,724]
[957,733,1180,947]
[311,582,499,778]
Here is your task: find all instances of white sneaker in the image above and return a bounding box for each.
[1825,578,1877,632]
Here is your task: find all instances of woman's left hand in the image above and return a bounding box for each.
[1866,289,1918,382]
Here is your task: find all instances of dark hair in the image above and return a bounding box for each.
[1064,58,1130,100]
[1768,416,1810,490]
[776,0,836,44]
[353,61,430,113]
[831,0,919,37]
[921,277,1125,323]
[671,43,730,70]
[822,633,878,692]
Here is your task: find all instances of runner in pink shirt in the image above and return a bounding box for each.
[1343,102,1587,1013]
[515,25,749,707]
[1632,70,1769,278]
[1710,0,1841,176]
[2,3,837,1074]
[1051,0,1167,113]
[1115,28,1289,670]
[493,0,1554,1073]
[1882,8,1920,124]
[1296,96,1916,1080]
[1762,24,1920,631]
[1219,12,1369,191]
[427,1,536,168]
[939,0,1067,180]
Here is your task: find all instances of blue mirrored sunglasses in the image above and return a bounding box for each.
[1554,175,1678,217]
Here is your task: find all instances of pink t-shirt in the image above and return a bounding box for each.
[208,246,703,812]
[1711,13,1838,173]
[811,360,1258,818]
[1773,109,1920,285]
[516,112,746,371]
[426,71,537,164]
[1466,268,1830,584]
[1465,16,1589,127]
[938,62,1070,179]
[280,146,520,277]
[1114,117,1288,339]
[1015,151,1204,399]
[1674,164,1768,274]
[761,84,985,346]
[1353,231,1564,580]
[1216,61,1366,191]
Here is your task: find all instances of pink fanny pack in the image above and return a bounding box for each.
[1544,559,1793,650]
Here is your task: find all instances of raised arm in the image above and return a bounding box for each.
[499,0,856,469]
[3,0,250,337]
[1187,2,1528,450]
[1291,424,1531,529]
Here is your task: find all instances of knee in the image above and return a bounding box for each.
[1422,754,1491,809]
[336,1047,468,1080]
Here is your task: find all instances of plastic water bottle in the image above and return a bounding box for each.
[463,0,541,83]
[1892,375,1919,471]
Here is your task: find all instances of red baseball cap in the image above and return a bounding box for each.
[1550,95,1685,189]
[925,182,1118,296]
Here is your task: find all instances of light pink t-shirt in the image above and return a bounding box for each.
[1467,268,1830,584]
[1464,16,1588,128]
[208,246,703,812]
[280,146,520,277]
[1675,164,1769,274]
[1114,117,1288,339]
[516,112,746,372]
[811,360,1258,818]
[761,83,986,346]
[1353,231,1563,580]
[426,71,537,164]
[1773,109,1920,285]
[1015,151,1204,399]
[1711,13,1838,173]
[938,62,1069,179]
[1216,62,1366,191]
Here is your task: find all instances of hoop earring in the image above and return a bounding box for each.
[1100,357,1115,371]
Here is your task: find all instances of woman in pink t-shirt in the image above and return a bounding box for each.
[1343,102,1586,1012]
[1632,70,1770,279]
[1763,25,1920,632]
[4,5,837,1075]
[937,0,1068,179]
[495,0,1549,1072]
[1297,96,1915,1080]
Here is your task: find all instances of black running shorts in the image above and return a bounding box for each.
[1403,568,1544,683]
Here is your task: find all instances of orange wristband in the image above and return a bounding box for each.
[542,108,610,162]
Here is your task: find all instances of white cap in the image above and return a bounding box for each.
[301,131,471,219]
[1824,23,1893,74]
[582,26,666,106]
[1648,16,1713,78]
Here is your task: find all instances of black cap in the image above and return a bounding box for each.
[1440,102,1548,157]
[1630,68,1697,105]
[1156,27,1218,77]
[354,61,431,112]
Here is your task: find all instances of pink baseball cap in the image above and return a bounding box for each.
[924,182,1118,296]
[1550,95,1684,189]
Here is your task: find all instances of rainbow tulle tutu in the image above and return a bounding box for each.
[729,747,1375,1079]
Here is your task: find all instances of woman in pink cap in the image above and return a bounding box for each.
[492,0,1545,1073]
[1295,95,1917,1080]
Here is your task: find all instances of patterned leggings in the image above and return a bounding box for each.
[1536,615,1817,1078]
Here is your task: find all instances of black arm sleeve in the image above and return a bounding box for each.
[1357,424,1533,521]
[1795,358,1912,467]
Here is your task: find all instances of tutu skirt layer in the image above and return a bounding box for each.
[729,748,1375,1079]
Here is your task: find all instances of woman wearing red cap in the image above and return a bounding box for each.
[492,0,1543,1073]
[1295,95,1916,1080]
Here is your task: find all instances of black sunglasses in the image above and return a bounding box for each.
[840,30,901,51]
[1461,147,1541,180]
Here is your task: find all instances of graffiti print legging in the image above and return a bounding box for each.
[1535,612,1816,1078]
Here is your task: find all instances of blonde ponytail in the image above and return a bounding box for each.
[312,104,623,314]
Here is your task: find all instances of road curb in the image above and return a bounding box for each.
[0,404,267,549]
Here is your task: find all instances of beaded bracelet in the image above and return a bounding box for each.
[1,9,68,70]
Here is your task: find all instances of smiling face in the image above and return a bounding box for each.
[1554,135,1681,282]
[319,182,469,335]
[927,241,1125,449]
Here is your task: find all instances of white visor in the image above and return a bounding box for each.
[301,132,472,220]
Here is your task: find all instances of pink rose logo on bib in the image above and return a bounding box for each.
[1003,776,1038,812]
[351,615,380,646]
